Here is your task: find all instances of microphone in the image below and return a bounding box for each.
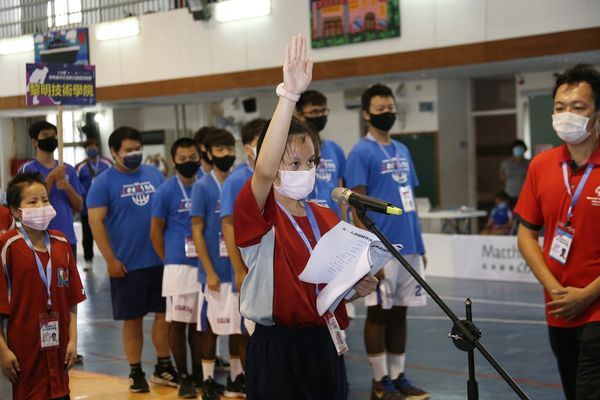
[331,187,402,216]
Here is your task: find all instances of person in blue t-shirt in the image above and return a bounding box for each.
[482,190,514,235]
[220,118,265,395]
[150,138,203,398]
[86,127,177,393]
[344,84,430,400]
[295,90,347,219]
[191,128,241,399]
[19,121,85,258]
[193,126,220,178]
[75,138,112,272]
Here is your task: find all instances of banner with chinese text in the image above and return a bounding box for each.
[26,63,96,106]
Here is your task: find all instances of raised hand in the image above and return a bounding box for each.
[283,34,313,95]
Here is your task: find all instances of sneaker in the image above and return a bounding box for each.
[75,354,84,364]
[84,260,93,272]
[129,369,150,393]
[371,376,406,400]
[201,377,225,400]
[150,362,180,388]
[223,373,246,398]
[215,355,230,372]
[393,374,430,400]
[178,374,197,399]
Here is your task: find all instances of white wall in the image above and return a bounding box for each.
[1,0,599,98]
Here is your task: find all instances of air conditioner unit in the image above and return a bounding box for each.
[343,88,365,110]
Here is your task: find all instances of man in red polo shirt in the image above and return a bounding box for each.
[516,64,600,400]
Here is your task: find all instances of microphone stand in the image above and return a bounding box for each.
[354,204,530,400]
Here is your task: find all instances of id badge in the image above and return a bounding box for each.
[39,312,59,350]
[324,311,348,355]
[399,186,416,212]
[549,224,574,265]
[219,233,228,258]
[185,237,197,258]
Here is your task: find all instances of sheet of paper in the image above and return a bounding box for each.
[299,221,378,284]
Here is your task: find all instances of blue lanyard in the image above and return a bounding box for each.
[176,176,191,202]
[562,162,594,223]
[19,227,53,311]
[276,201,321,254]
[366,133,403,177]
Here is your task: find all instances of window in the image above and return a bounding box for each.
[47,0,82,27]
[47,110,86,167]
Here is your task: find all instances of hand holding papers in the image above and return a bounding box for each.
[299,221,402,315]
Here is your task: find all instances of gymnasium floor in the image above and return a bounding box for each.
[71,256,564,400]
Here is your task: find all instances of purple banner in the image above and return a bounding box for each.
[26,63,96,106]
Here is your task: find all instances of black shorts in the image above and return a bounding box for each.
[110,266,166,320]
[246,324,347,400]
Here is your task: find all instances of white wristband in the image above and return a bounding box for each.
[276,83,300,102]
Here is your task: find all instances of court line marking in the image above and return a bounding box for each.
[351,315,546,325]
[440,295,545,308]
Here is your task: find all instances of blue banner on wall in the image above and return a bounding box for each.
[34,28,90,65]
[26,63,96,106]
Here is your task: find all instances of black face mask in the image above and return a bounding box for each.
[201,151,213,165]
[37,137,58,153]
[175,161,200,178]
[211,154,236,172]
[305,115,328,132]
[369,112,396,132]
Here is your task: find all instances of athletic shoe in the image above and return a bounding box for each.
[75,354,84,364]
[178,374,197,399]
[150,362,180,387]
[371,376,406,400]
[84,260,93,272]
[393,373,430,400]
[201,377,225,400]
[129,369,150,393]
[223,373,246,398]
[215,355,230,372]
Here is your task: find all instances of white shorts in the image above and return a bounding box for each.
[197,283,250,335]
[166,293,199,323]
[365,253,427,308]
[162,264,200,297]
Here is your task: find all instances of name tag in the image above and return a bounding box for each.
[39,312,59,350]
[549,225,574,265]
[185,237,197,258]
[399,186,416,213]
[219,233,228,258]
[324,311,348,355]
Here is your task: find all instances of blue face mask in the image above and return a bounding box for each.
[86,148,99,158]
[512,146,525,157]
[121,150,143,170]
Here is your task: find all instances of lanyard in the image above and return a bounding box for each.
[562,162,594,224]
[366,133,403,176]
[175,176,191,202]
[276,201,321,254]
[19,227,53,311]
[210,170,222,193]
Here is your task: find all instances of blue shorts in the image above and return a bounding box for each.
[110,266,166,320]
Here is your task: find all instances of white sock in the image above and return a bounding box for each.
[201,359,215,380]
[229,357,242,380]
[388,353,406,379]
[368,353,388,381]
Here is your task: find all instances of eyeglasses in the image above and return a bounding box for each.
[303,108,329,118]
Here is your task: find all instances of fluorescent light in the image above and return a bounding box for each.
[0,35,34,55]
[214,0,271,23]
[95,17,140,41]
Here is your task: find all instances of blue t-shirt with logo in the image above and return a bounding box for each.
[151,176,197,267]
[190,173,232,283]
[308,139,346,217]
[19,160,86,244]
[344,136,425,255]
[220,164,253,218]
[76,156,113,215]
[86,165,165,271]
[491,205,513,225]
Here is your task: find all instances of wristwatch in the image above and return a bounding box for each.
[276,83,300,102]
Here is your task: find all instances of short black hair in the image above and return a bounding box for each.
[495,190,510,202]
[296,90,327,112]
[28,121,57,140]
[204,129,235,152]
[552,64,600,111]
[108,126,142,152]
[170,137,198,159]
[361,83,395,111]
[241,119,267,145]
[83,138,99,148]
[512,139,527,151]
[193,126,219,148]
[6,172,47,209]
[256,118,321,161]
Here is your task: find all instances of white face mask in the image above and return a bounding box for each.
[552,112,592,144]
[274,168,316,200]
[19,205,56,231]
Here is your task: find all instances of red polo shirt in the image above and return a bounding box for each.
[515,144,600,328]
[0,206,14,233]
[234,181,349,329]
[0,229,86,400]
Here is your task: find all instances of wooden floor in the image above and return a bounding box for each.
[70,370,184,399]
